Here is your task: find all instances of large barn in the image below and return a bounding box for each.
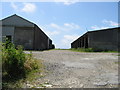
[0,14,54,50]
[71,27,120,51]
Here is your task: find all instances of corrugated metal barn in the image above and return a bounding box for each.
[71,27,120,51]
[0,14,54,50]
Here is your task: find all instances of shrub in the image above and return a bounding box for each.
[2,41,39,78]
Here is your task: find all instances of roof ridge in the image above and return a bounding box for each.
[88,27,119,33]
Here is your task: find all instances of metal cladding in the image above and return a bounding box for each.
[71,27,120,51]
[1,14,55,50]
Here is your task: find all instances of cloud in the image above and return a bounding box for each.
[91,25,110,30]
[102,20,119,27]
[61,34,79,48]
[50,23,60,29]
[40,25,60,36]
[54,0,119,5]
[21,3,36,13]
[63,35,79,41]
[64,23,80,29]
[49,23,81,31]
[54,0,80,5]
[45,30,60,36]
[11,2,18,10]
[10,2,36,13]
[62,0,80,5]
[91,20,119,30]
[2,0,120,2]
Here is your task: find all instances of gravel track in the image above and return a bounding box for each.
[26,50,119,88]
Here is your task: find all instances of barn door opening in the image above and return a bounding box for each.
[85,36,88,48]
[6,35,12,42]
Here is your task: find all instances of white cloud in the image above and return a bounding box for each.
[63,35,79,41]
[54,0,80,5]
[11,2,18,10]
[91,25,110,30]
[54,0,119,5]
[49,23,81,31]
[91,20,119,30]
[21,3,36,13]
[45,30,60,36]
[61,34,79,48]
[10,2,36,13]
[50,23,60,29]
[64,23,80,29]
[40,25,60,36]
[62,0,79,5]
[2,0,120,2]
[102,20,119,27]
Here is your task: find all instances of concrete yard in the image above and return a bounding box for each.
[27,50,119,88]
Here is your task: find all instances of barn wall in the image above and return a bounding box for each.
[71,33,88,49]
[14,27,34,50]
[118,29,120,51]
[49,39,53,49]
[34,25,49,50]
[71,40,78,48]
[2,26,14,43]
[88,28,118,51]
[0,27,1,42]
[0,21,2,42]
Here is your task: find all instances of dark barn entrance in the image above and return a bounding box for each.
[6,35,12,42]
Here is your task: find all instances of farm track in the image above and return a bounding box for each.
[25,50,119,88]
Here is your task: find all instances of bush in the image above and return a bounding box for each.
[2,41,39,78]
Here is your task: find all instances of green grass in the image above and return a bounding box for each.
[54,48,70,50]
[51,48,119,53]
[118,54,120,56]
[70,48,119,53]
[70,48,94,52]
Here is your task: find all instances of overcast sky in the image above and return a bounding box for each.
[1,1,119,48]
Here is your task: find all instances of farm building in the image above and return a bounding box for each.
[71,27,120,51]
[0,14,54,50]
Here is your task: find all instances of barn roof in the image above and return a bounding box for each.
[1,14,34,25]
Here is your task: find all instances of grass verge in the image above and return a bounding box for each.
[51,48,119,53]
[70,48,119,53]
